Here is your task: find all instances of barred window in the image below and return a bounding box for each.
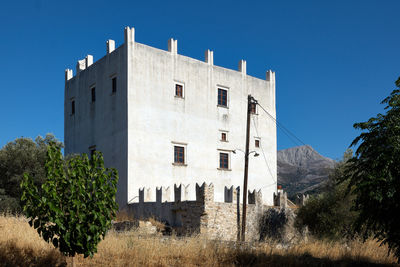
[174,146,185,164]
[218,88,227,107]
[219,153,229,169]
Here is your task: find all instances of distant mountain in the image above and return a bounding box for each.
[277,145,336,197]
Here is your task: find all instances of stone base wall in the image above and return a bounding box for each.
[127,183,272,241]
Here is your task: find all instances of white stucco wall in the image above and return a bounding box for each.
[65,26,277,208]
[64,44,128,208]
[125,28,277,205]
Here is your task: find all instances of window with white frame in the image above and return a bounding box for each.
[219,152,229,169]
[217,87,228,107]
[219,130,228,142]
[172,142,187,165]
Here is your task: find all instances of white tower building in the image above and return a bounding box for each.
[64,27,277,211]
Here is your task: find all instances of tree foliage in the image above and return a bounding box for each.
[21,144,119,258]
[295,149,358,240]
[343,77,400,261]
[0,134,62,213]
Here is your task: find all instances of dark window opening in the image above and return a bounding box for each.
[218,88,227,107]
[255,139,260,148]
[71,100,75,115]
[250,103,257,114]
[91,87,96,102]
[174,146,185,164]
[89,146,96,159]
[221,132,227,141]
[175,84,183,97]
[219,153,229,169]
[112,77,117,93]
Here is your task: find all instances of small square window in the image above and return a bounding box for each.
[71,100,75,115]
[218,88,228,107]
[255,139,260,148]
[112,77,117,93]
[219,153,229,169]
[250,103,257,114]
[174,146,185,164]
[91,87,96,102]
[221,132,227,141]
[175,84,183,98]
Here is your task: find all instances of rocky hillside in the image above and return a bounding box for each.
[277,145,336,197]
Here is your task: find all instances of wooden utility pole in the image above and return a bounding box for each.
[241,94,253,242]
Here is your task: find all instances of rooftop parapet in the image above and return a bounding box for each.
[66,26,276,82]
[124,26,135,45]
[168,38,178,55]
[107,39,115,54]
[205,49,214,65]
[266,70,275,82]
[75,55,93,74]
[65,69,73,82]
[76,59,85,74]
[85,55,93,68]
[239,60,247,75]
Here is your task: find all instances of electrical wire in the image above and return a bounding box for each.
[251,116,276,185]
[257,102,306,147]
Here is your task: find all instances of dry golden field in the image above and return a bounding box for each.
[0,214,397,267]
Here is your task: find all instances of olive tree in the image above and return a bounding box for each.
[0,134,62,213]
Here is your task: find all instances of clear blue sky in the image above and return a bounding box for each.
[0,0,399,160]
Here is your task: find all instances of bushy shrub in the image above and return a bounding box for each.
[21,144,119,258]
[0,189,21,214]
[295,150,358,240]
[259,208,288,241]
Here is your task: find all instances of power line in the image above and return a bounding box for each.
[251,116,276,184]
[257,102,306,147]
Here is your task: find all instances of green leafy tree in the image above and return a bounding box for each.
[295,149,358,240]
[21,144,118,258]
[344,76,400,261]
[0,134,62,213]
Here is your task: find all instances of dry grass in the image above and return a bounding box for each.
[114,210,134,222]
[0,214,397,267]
